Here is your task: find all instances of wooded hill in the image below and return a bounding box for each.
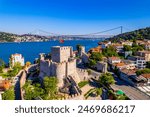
[109,27,150,41]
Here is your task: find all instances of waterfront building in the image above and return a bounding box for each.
[9,53,25,68]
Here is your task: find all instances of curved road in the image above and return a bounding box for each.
[111,76,150,100]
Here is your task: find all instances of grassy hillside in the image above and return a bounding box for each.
[109,27,150,42]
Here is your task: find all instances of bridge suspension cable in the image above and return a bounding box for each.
[29,26,123,36]
[79,26,123,36]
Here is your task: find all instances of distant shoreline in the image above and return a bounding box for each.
[0,38,104,44]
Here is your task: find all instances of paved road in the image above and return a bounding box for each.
[80,68,150,100]
[111,75,150,100]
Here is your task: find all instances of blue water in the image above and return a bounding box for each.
[0,40,101,63]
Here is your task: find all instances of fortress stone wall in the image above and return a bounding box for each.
[67,59,76,76]
[39,60,51,77]
[81,53,89,64]
[96,61,108,73]
[39,46,88,87]
[76,68,89,81]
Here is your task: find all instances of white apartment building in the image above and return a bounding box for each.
[9,53,25,67]
[108,56,121,64]
[128,56,146,69]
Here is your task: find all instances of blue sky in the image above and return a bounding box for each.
[0,0,150,35]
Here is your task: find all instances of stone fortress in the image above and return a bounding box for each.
[39,46,89,89]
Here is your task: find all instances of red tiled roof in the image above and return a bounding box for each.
[120,68,137,75]
[113,62,126,67]
[90,46,102,53]
[109,56,120,61]
[141,74,150,79]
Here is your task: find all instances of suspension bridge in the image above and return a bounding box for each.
[28,26,125,39]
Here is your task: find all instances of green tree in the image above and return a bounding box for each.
[78,81,89,88]
[146,62,150,68]
[13,62,22,70]
[84,88,102,99]
[136,33,144,40]
[23,77,63,100]
[7,62,22,77]
[114,66,120,76]
[2,87,15,100]
[0,59,5,73]
[95,88,102,96]
[132,44,144,55]
[23,81,44,100]
[76,44,82,52]
[108,27,150,41]
[102,46,118,57]
[136,68,150,76]
[43,76,58,100]
[123,45,132,51]
[89,59,97,66]
[88,52,103,67]
[99,73,115,87]
[89,52,103,62]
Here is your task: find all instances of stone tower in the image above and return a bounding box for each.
[79,46,85,57]
[39,46,81,87]
[51,46,73,63]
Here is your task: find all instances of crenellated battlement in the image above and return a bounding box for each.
[51,46,73,63]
